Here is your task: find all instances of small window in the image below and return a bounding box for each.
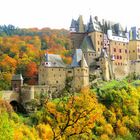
[119,49,122,53]
[59,69,60,71]
[133,50,135,53]
[56,81,58,83]
[101,41,103,45]
[98,48,100,52]
[98,41,100,45]
[100,34,102,37]
[125,49,127,53]
[114,48,116,52]
[52,69,53,71]
[68,71,72,73]
[120,56,122,59]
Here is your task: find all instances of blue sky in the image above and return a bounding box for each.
[0,0,140,29]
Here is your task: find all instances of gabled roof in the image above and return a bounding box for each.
[80,36,95,53]
[12,74,23,81]
[71,49,88,67]
[45,54,66,67]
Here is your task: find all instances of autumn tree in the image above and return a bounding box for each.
[35,88,101,139]
[25,62,38,85]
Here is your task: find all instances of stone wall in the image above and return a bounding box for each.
[39,66,66,90]
[129,60,140,75]
[1,91,19,103]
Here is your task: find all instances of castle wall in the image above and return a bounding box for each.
[39,66,66,90]
[73,67,89,90]
[129,61,140,75]
[1,91,20,102]
[129,41,140,60]
[21,86,35,103]
[89,32,103,57]
[21,85,58,103]
[109,41,129,79]
[84,52,96,66]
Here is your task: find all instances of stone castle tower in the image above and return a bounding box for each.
[38,53,66,91]
[70,49,89,90]
[99,49,110,81]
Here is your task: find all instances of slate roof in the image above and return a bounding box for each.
[70,19,77,28]
[45,54,66,67]
[80,36,95,53]
[71,49,88,67]
[12,74,23,81]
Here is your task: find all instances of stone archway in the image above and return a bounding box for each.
[10,100,26,113]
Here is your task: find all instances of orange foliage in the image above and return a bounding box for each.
[43,88,101,139]
[25,62,38,85]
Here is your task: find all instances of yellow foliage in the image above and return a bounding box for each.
[36,124,53,140]
[100,134,110,140]
[14,124,38,140]
[104,124,113,136]
[43,88,101,139]
[117,126,129,136]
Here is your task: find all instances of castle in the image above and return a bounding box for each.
[70,15,140,80]
[2,15,140,112]
[2,48,89,112]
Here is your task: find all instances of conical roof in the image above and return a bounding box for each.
[77,15,85,32]
[80,36,95,53]
[81,54,88,68]
[71,49,88,67]
[70,19,77,28]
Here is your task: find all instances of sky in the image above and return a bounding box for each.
[0,0,140,29]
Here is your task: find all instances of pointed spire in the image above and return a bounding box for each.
[125,26,128,33]
[77,15,85,32]
[70,19,77,32]
[81,54,88,68]
[89,15,93,23]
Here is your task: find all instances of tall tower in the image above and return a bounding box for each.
[70,15,86,49]
[71,49,89,90]
[99,49,110,81]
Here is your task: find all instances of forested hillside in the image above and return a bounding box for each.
[0,81,140,140]
[0,25,72,90]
